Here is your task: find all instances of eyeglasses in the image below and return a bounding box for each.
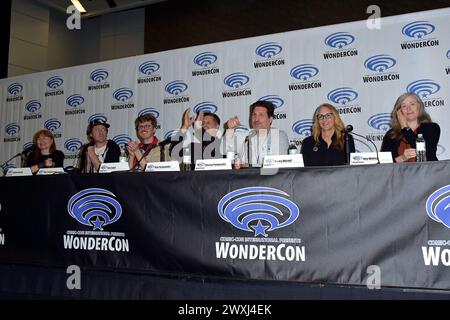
[317,113,334,121]
[137,124,153,130]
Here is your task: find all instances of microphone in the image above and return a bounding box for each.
[244,130,257,166]
[345,124,380,164]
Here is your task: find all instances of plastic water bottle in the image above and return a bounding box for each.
[288,144,298,154]
[119,147,128,163]
[416,134,426,162]
[182,147,191,171]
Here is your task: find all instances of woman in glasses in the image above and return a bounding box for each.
[126,114,160,171]
[381,92,440,162]
[301,103,355,166]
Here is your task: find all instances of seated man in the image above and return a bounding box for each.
[168,109,224,168]
[77,119,120,173]
[127,114,160,171]
[225,100,289,167]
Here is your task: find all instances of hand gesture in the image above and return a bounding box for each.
[402,148,416,161]
[226,116,240,130]
[396,108,408,129]
[182,108,195,129]
[44,158,54,168]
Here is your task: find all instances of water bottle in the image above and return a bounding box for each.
[119,147,128,163]
[288,144,298,155]
[182,147,191,171]
[416,133,426,162]
[226,144,235,168]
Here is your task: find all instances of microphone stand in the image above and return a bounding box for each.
[345,130,351,165]
[349,131,380,164]
[0,152,22,175]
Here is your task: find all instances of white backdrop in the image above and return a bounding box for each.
[1,8,449,170]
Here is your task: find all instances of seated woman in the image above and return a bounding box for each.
[126,114,160,171]
[381,92,440,162]
[25,129,65,174]
[301,103,355,166]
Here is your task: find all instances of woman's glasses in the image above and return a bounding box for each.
[317,112,334,121]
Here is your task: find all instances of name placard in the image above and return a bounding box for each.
[350,152,393,165]
[145,161,180,172]
[36,167,66,175]
[99,162,130,173]
[263,154,304,168]
[195,158,232,171]
[5,168,33,177]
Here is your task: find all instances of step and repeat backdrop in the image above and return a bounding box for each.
[1,8,449,169]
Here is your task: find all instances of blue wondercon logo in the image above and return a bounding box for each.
[406,79,440,99]
[325,32,355,49]
[327,87,358,105]
[1,163,16,173]
[447,50,450,59]
[23,142,34,151]
[164,130,179,140]
[64,138,82,152]
[255,42,282,59]
[426,185,450,228]
[25,100,42,113]
[66,94,85,107]
[88,113,108,124]
[7,83,23,95]
[90,68,109,82]
[112,134,131,149]
[367,113,391,131]
[138,108,160,118]
[44,118,61,132]
[224,72,249,89]
[5,123,20,136]
[165,80,188,95]
[139,61,160,75]
[259,95,284,109]
[364,54,397,72]
[194,52,217,67]
[292,119,313,136]
[402,21,435,39]
[193,102,218,114]
[235,126,249,134]
[437,145,446,156]
[218,187,300,237]
[113,88,133,102]
[47,76,63,89]
[290,64,319,81]
[68,188,122,231]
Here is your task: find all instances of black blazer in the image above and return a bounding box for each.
[301,133,355,167]
[78,139,121,172]
[381,122,440,162]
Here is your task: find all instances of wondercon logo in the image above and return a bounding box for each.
[113,88,133,102]
[364,54,397,72]
[47,76,63,89]
[447,50,450,59]
[255,42,282,59]
[67,188,122,231]
[112,134,131,148]
[437,144,446,156]
[218,187,300,237]
[325,32,355,49]
[88,113,108,124]
[64,138,82,152]
[224,72,249,89]
[25,100,41,113]
[5,123,20,136]
[193,52,217,67]
[66,94,84,107]
[290,64,319,81]
[235,126,249,134]
[426,185,450,228]
[44,118,61,132]
[165,80,188,95]
[23,142,34,151]
[90,68,109,82]
[139,61,160,75]
[259,95,284,109]
[138,108,160,118]
[407,79,440,99]
[7,83,23,95]
[402,21,435,39]
[367,113,391,131]
[164,130,179,140]
[1,163,15,173]
[193,102,218,114]
[327,87,358,105]
[292,120,313,136]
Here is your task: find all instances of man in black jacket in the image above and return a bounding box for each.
[77,119,121,173]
